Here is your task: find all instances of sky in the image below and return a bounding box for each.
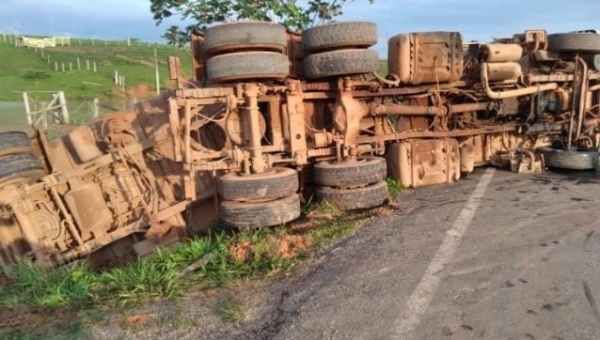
[2,0,600,56]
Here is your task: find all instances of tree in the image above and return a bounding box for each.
[150,0,375,35]
[162,25,180,46]
[162,25,194,47]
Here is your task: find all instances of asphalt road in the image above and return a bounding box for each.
[257,168,600,340]
[105,167,600,340]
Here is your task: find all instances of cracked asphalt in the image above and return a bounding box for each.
[99,167,600,340]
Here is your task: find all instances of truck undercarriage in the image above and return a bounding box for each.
[1,22,600,267]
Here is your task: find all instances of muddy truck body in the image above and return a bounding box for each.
[1,22,600,266]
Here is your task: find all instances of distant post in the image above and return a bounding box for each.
[114,70,119,84]
[154,48,160,95]
[77,58,81,70]
[86,59,90,71]
[93,61,97,72]
[55,62,58,71]
[58,91,70,124]
[62,63,65,72]
[93,98,99,118]
[69,62,73,71]
[23,92,32,125]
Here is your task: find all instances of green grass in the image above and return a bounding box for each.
[379,60,388,75]
[214,297,246,323]
[386,177,405,196]
[0,199,367,338]
[0,230,296,310]
[0,261,96,309]
[0,209,363,311]
[0,37,387,103]
[308,218,358,248]
[0,320,88,340]
[0,40,191,102]
[304,201,360,247]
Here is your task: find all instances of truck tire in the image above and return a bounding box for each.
[584,54,600,71]
[301,21,378,52]
[218,168,299,202]
[0,131,33,157]
[537,147,598,170]
[314,156,387,187]
[303,49,380,79]
[206,51,289,82]
[0,153,45,184]
[548,33,600,53]
[204,21,288,56]
[221,194,301,229]
[316,181,389,210]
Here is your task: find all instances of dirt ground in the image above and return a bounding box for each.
[91,168,600,340]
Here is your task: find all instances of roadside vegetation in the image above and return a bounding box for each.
[0,39,191,102]
[386,177,405,197]
[1,231,287,310]
[0,192,400,308]
[379,60,388,76]
[214,297,247,324]
[0,199,370,338]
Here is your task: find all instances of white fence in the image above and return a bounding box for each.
[19,36,71,48]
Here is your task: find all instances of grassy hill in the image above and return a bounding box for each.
[0,36,389,129]
[0,40,192,102]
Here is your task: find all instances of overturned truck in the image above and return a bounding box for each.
[1,22,600,266]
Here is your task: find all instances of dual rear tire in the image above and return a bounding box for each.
[314,157,389,210]
[203,21,381,82]
[218,168,301,229]
[302,21,378,53]
[301,22,380,79]
[218,157,390,228]
[203,22,290,82]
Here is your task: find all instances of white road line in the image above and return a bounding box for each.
[393,168,496,339]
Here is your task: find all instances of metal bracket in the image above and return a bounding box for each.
[492,149,543,174]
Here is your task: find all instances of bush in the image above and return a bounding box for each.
[21,70,51,80]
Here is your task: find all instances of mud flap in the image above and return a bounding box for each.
[387,139,461,188]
